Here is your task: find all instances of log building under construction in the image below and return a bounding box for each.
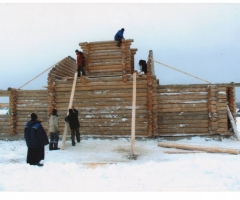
[0,39,239,139]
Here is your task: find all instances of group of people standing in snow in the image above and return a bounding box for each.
[24,107,80,167]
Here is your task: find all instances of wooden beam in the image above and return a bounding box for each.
[158,142,240,155]
[227,105,240,140]
[61,72,78,150]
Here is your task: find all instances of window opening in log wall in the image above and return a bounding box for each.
[0,97,9,115]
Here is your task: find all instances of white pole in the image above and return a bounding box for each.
[130,72,136,156]
[61,72,78,150]
[227,105,240,140]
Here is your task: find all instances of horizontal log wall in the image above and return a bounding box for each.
[15,90,48,134]
[0,115,10,136]
[156,84,231,136]
[157,85,211,136]
[54,74,151,136]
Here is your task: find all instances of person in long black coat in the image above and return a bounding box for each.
[65,106,80,146]
[24,113,49,167]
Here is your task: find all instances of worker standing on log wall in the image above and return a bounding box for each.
[114,28,125,47]
[138,60,148,74]
[65,106,81,146]
[75,49,86,78]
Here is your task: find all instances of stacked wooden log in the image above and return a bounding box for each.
[79,40,135,78]
[53,73,152,136]
[1,40,237,138]
[216,86,228,134]
[48,56,77,115]
[208,85,218,134]
[157,85,210,136]
[48,56,77,80]
[15,90,49,134]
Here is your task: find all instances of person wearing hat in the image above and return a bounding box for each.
[49,108,60,150]
[75,49,86,77]
[24,113,49,167]
[114,28,125,47]
[65,106,80,146]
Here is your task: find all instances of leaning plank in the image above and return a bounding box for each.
[227,105,240,140]
[60,72,77,150]
[158,142,240,155]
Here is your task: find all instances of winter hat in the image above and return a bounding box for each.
[52,108,57,115]
[121,28,125,31]
[31,113,38,120]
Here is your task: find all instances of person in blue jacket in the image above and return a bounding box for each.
[24,113,49,167]
[114,28,125,47]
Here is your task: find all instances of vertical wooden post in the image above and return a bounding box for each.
[147,50,154,137]
[8,87,17,135]
[48,75,55,116]
[130,49,137,74]
[130,72,137,156]
[121,39,127,82]
[207,85,218,134]
[84,43,89,75]
[60,72,78,150]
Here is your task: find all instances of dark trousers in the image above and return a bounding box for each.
[77,66,86,77]
[49,132,59,144]
[27,147,44,164]
[115,39,122,47]
[71,128,80,144]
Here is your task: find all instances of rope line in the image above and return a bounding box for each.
[151,59,211,84]
[17,57,67,90]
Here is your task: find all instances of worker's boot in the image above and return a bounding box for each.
[72,140,76,146]
[49,143,54,151]
[53,142,60,150]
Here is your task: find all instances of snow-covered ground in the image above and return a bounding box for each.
[1,118,240,198]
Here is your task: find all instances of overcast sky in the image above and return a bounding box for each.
[0,3,240,102]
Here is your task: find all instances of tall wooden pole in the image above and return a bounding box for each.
[60,72,78,150]
[130,72,136,156]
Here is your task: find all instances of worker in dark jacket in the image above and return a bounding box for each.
[139,60,148,74]
[75,49,86,77]
[65,106,80,146]
[24,113,49,167]
[114,28,125,47]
